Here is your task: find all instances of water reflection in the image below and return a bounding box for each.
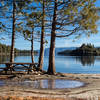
[1,55,100,73]
[0,81,5,86]
[48,79,55,89]
[76,56,95,66]
[24,79,84,89]
[0,79,84,89]
[0,55,97,66]
[0,55,10,63]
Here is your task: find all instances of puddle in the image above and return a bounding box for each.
[0,79,84,89]
[23,79,84,89]
[0,81,5,86]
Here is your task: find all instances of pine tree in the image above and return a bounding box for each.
[38,0,45,70]
[47,0,99,74]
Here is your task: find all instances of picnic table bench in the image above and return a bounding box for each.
[0,62,38,74]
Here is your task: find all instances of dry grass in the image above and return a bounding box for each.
[0,96,86,100]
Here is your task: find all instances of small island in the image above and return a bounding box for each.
[58,44,100,56]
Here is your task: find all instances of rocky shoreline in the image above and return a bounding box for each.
[0,72,100,100]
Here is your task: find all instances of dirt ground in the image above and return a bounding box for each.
[0,73,100,100]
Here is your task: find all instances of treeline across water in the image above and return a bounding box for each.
[0,43,37,55]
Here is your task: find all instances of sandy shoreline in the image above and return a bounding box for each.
[0,73,100,100]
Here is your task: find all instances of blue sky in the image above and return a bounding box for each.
[1,0,100,50]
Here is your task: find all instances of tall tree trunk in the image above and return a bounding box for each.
[1,46,2,56]
[31,29,34,63]
[38,0,45,70]
[47,0,57,75]
[10,0,16,63]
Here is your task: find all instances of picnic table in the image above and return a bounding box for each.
[0,62,38,74]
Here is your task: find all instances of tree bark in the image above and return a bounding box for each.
[38,0,45,70]
[10,0,16,63]
[47,0,57,75]
[1,46,2,55]
[31,29,34,63]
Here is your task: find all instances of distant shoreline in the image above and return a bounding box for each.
[0,52,38,56]
[58,44,100,56]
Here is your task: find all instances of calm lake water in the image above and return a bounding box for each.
[1,55,100,74]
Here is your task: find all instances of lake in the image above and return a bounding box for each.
[0,55,100,74]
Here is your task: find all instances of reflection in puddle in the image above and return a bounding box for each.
[26,79,84,89]
[0,81,5,86]
[0,79,84,89]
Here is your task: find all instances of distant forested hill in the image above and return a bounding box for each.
[37,47,76,56]
[58,44,100,56]
[0,43,37,55]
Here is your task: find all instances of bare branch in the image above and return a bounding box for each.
[56,27,80,38]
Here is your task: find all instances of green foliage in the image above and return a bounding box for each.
[58,43,100,56]
[21,0,42,41]
[56,0,99,38]
[0,43,13,53]
[0,43,38,55]
[71,43,100,56]
[23,29,32,40]
[0,0,99,53]
[80,43,95,50]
